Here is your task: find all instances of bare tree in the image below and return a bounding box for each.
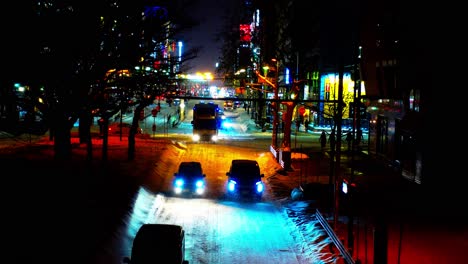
[5,1,199,161]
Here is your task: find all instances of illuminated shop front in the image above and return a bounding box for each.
[318,72,366,127]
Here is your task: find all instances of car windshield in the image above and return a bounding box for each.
[230,164,260,178]
[178,163,202,177]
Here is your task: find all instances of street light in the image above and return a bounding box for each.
[255,59,280,158]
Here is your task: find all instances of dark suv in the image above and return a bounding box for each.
[226,159,265,200]
[173,161,206,196]
[123,224,189,264]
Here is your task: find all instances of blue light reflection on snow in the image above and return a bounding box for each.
[120,188,164,258]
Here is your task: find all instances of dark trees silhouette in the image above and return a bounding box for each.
[5,1,199,161]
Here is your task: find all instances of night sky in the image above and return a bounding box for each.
[180,0,234,73]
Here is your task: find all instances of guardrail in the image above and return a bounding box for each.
[316,209,355,264]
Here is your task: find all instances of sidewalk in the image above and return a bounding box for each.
[0,130,46,151]
[283,147,468,264]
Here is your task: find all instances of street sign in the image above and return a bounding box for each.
[151,108,158,117]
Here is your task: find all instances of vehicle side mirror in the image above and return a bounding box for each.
[122,256,131,263]
[203,174,206,178]
[226,172,230,176]
[260,174,264,178]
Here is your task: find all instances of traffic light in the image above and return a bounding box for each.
[349,102,367,119]
[360,106,367,119]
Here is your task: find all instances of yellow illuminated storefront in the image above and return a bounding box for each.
[320,72,366,119]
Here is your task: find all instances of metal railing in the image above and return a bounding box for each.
[316,209,355,264]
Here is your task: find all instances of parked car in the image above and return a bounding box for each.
[226,159,265,200]
[123,224,189,264]
[173,161,206,196]
[223,100,234,111]
[108,123,143,135]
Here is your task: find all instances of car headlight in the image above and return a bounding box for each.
[256,181,264,193]
[195,180,205,195]
[175,179,184,187]
[174,179,184,194]
[195,180,204,188]
[211,135,218,141]
[193,134,200,141]
[227,180,237,192]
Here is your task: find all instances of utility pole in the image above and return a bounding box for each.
[334,59,344,230]
[347,44,362,256]
[255,63,279,154]
[272,59,280,151]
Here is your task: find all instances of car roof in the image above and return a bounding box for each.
[135,224,184,242]
[231,159,258,166]
[180,161,202,167]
